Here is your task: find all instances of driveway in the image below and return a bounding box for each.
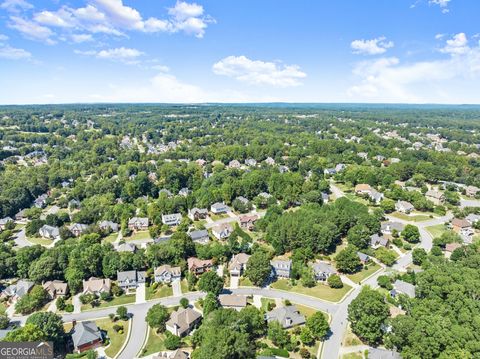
[136,284,146,304]
[13,228,30,248]
[72,294,82,314]
[230,275,239,289]
[172,279,182,297]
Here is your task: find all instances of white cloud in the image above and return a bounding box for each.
[167,1,212,38]
[429,0,451,13]
[71,34,93,43]
[92,0,143,30]
[348,33,480,102]
[0,0,33,12]
[440,32,469,54]
[0,34,9,41]
[0,44,31,59]
[8,16,56,44]
[34,8,75,28]
[351,36,394,55]
[75,47,144,63]
[212,55,307,87]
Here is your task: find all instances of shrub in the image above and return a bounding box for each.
[65,304,74,312]
[327,274,343,288]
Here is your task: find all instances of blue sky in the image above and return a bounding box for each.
[0,0,479,104]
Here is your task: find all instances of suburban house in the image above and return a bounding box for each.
[381,221,405,236]
[235,196,249,206]
[466,185,480,197]
[425,190,445,205]
[71,321,103,353]
[324,168,336,176]
[82,277,112,295]
[239,214,258,230]
[357,152,368,160]
[117,270,146,291]
[0,217,13,230]
[39,224,60,239]
[116,243,137,253]
[210,202,229,214]
[229,253,250,277]
[128,217,149,231]
[43,280,68,299]
[391,279,416,298]
[321,192,329,203]
[34,194,48,208]
[357,252,370,264]
[188,229,210,244]
[335,163,346,172]
[69,223,89,237]
[188,208,208,221]
[368,348,401,359]
[178,188,190,197]
[218,294,247,311]
[15,209,27,222]
[1,280,34,302]
[368,189,384,204]
[445,242,462,258]
[451,218,473,236]
[279,165,290,173]
[395,200,414,214]
[265,157,276,166]
[228,159,242,169]
[212,223,233,240]
[153,350,189,359]
[355,184,372,194]
[271,259,292,279]
[154,265,181,283]
[311,261,336,282]
[166,308,202,337]
[159,189,173,197]
[265,305,306,329]
[245,158,257,167]
[98,220,119,232]
[162,213,183,226]
[370,234,389,249]
[187,257,213,275]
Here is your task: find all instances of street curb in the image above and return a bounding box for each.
[136,323,151,358]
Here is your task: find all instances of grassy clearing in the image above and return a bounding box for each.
[81,294,135,311]
[239,277,254,287]
[209,213,229,221]
[96,317,130,358]
[26,236,53,246]
[425,224,448,238]
[346,263,381,284]
[103,233,118,243]
[146,284,173,300]
[390,212,432,222]
[260,297,276,312]
[180,279,191,293]
[270,279,351,302]
[295,304,321,319]
[342,353,364,359]
[125,231,151,241]
[141,328,166,357]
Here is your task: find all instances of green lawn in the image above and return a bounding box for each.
[390,211,432,222]
[103,232,118,243]
[260,297,276,312]
[180,279,192,293]
[0,302,6,314]
[96,318,130,358]
[342,353,364,359]
[239,277,253,287]
[425,224,448,238]
[270,279,351,302]
[146,284,173,300]
[141,328,166,357]
[295,304,323,319]
[26,236,53,246]
[209,213,229,221]
[346,264,381,284]
[81,294,135,311]
[125,231,151,241]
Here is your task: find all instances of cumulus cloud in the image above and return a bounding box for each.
[351,36,394,55]
[348,33,480,102]
[75,46,144,63]
[8,16,56,44]
[71,33,93,43]
[0,44,31,59]
[212,55,307,87]
[429,0,451,13]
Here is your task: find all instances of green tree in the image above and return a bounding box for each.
[267,321,290,348]
[202,292,219,316]
[327,274,343,288]
[198,271,224,296]
[15,285,49,315]
[145,304,169,331]
[245,250,272,286]
[4,323,46,342]
[335,246,362,274]
[164,332,181,350]
[402,224,420,243]
[26,312,65,348]
[306,312,330,340]
[116,306,128,320]
[412,248,427,265]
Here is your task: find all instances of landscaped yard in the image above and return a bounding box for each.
[81,294,135,311]
[96,317,130,358]
[0,302,7,314]
[141,328,166,357]
[425,224,448,238]
[346,263,381,284]
[390,211,433,222]
[209,213,229,221]
[260,297,275,311]
[26,236,53,246]
[342,353,364,359]
[239,277,253,287]
[146,284,173,300]
[180,279,191,293]
[271,279,352,302]
[295,304,322,319]
[103,232,118,243]
[125,231,151,241]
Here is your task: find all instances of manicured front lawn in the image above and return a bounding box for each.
[342,353,363,359]
[295,304,322,319]
[141,328,166,357]
[425,224,448,238]
[0,302,7,314]
[346,263,381,284]
[209,213,229,221]
[390,212,432,222]
[81,294,135,311]
[260,298,275,312]
[26,236,53,246]
[239,277,253,287]
[103,232,118,243]
[146,284,173,300]
[270,279,351,302]
[96,317,130,358]
[180,279,191,293]
[125,231,151,241]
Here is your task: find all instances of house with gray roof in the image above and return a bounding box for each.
[210,202,229,214]
[117,270,146,291]
[166,308,202,337]
[71,321,103,353]
[229,253,250,276]
[357,252,370,264]
[82,277,111,295]
[1,280,34,301]
[162,213,182,226]
[466,213,480,225]
[271,259,292,279]
[381,222,405,236]
[39,224,60,239]
[116,243,137,253]
[69,223,89,237]
[188,208,208,221]
[218,294,247,310]
[265,305,306,328]
[395,200,414,214]
[188,229,210,244]
[128,217,149,231]
[370,234,389,249]
[311,261,336,282]
[154,265,181,284]
[0,217,13,230]
[99,220,119,232]
[153,350,189,359]
[391,279,415,298]
[368,348,401,359]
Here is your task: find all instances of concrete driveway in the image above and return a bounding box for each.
[230,275,239,289]
[172,280,182,297]
[136,284,146,304]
